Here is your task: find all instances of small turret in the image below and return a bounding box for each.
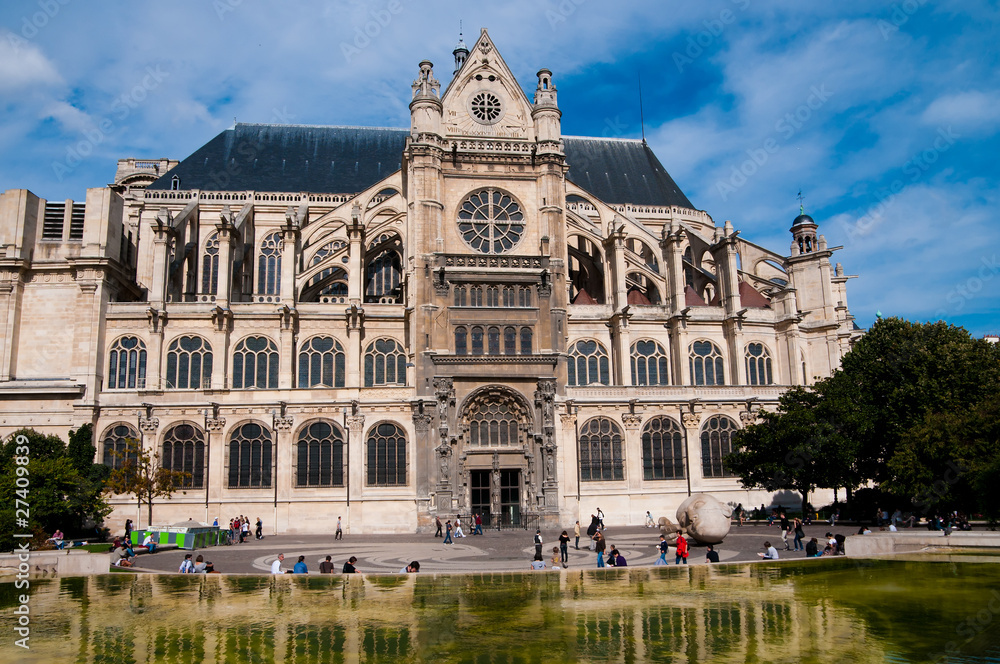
[532,69,562,146]
[409,60,442,136]
[790,211,818,255]
[453,30,469,76]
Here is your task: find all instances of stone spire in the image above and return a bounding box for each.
[453,25,469,76]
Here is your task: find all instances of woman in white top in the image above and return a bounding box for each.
[454,516,465,538]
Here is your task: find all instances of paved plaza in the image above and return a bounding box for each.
[130,522,844,575]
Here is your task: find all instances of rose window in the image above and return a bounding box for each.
[469,92,502,124]
[458,189,524,254]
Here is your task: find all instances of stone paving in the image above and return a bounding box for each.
[130,521,844,575]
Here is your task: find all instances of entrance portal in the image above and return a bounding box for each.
[468,468,523,527]
[499,469,521,526]
[470,470,491,525]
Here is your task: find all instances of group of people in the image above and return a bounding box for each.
[434,513,484,542]
[179,553,218,573]
[268,553,420,575]
[218,515,263,543]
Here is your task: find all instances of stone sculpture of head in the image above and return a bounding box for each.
[676,493,732,544]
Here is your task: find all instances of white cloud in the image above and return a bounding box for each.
[0,32,62,91]
[922,90,1000,131]
[41,100,94,134]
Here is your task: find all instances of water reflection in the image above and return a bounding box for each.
[7,558,1000,663]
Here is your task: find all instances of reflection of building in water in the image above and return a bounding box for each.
[25,569,888,663]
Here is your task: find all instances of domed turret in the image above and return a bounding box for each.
[789,204,818,256]
[453,29,469,75]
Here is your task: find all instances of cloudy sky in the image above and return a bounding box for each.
[2,0,998,336]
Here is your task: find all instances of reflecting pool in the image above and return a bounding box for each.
[4,556,1000,663]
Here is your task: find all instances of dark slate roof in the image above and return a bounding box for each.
[149,123,694,208]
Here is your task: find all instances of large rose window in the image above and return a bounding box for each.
[457,189,524,254]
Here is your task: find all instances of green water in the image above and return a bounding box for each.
[4,557,1000,663]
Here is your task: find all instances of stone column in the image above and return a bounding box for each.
[346,410,366,506]
[558,408,578,523]
[215,211,235,308]
[534,378,559,511]
[145,308,166,390]
[621,410,644,491]
[204,413,226,516]
[433,377,455,512]
[149,210,173,309]
[272,411,295,533]
[277,306,296,390]
[681,407,704,494]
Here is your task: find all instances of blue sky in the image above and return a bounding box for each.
[2,0,998,336]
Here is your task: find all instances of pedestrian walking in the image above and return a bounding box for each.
[454,516,465,538]
[574,521,581,549]
[335,516,343,540]
[655,535,668,566]
[443,520,453,544]
[675,531,689,565]
[594,531,606,567]
[474,513,483,535]
[533,529,543,557]
[780,513,791,550]
[435,516,443,538]
[255,517,263,540]
[793,518,805,551]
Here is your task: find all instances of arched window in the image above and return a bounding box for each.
[520,327,533,355]
[642,417,684,480]
[486,286,499,307]
[503,327,516,355]
[746,342,773,386]
[518,286,532,307]
[232,336,278,389]
[366,422,406,486]
[201,232,219,295]
[296,420,345,487]
[298,336,346,388]
[455,327,468,355]
[107,336,147,389]
[102,423,139,469]
[454,286,467,307]
[470,286,483,307]
[228,422,272,488]
[567,340,610,386]
[468,398,520,447]
[631,340,669,386]
[701,415,738,478]
[363,338,406,387]
[471,326,484,356]
[689,340,725,386]
[365,248,402,303]
[162,423,205,488]
[579,417,624,481]
[166,336,213,390]
[502,286,515,307]
[487,327,500,355]
[257,231,282,295]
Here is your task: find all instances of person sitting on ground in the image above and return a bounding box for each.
[550,547,561,569]
[758,541,779,560]
[607,545,619,566]
[141,532,158,554]
[530,552,546,570]
[613,549,627,566]
[342,556,359,574]
[205,562,219,573]
[293,555,308,574]
[319,555,335,574]
[270,553,285,574]
[179,553,195,573]
[110,545,132,567]
[858,525,872,535]
[705,544,720,563]
[194,554,207,573]
[399,560,420,573]
[806,537,820,557]
[51,529,65,550]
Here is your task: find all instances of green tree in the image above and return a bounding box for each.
[105,438,189,528]
[726,387,857,514]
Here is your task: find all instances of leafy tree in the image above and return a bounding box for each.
[726,387,857,514]
[105,438,189,528]
[0,429,111,551]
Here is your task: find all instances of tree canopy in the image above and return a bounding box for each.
[105,438,189,528]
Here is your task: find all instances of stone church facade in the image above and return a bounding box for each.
[0,30,859,533]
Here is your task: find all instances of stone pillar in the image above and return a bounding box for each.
[210,307,232,390]
[145,308,166,390]
[277,306,296,389]
[280,215,298,307]
[204,412,227,514]
[433,377,455,512]
[621,410,644,491]
[534,378,559,511]
[272,411,295,532]
[215,212,235,308]
[345,305,363,387]
[681,407,704,494]
[346,410,366,506]
[558,408,578,523]
[149,210,173,309]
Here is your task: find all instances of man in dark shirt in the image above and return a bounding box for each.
[705,544,720,563]
[780,513,791,550]
[342,556,359,573]
[319,555,335,573]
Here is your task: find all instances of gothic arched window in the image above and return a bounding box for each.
[579,417,624,481]
[631,340,670,386]
[296,420,345,487]
[467,397,522,447]
[363,338,406,387]
[701,415,738,478]
[470,286,483,307]
[746,342,773,386]
[166,336,213,390]
[454,286,467,307]
[162,423,205,488]
[201,232,219,295]
[503,326,516,355]
[642,417,684,480]
[366,422,406,486]
[108,336,147,390]
[455,327,468,355]
[102,423,139,469]
[471,326,484,356]
[232,336,278,389]
[689,340,725,386]
[502,286,515,307]
[520,327,533,355]
[365,248,402,303]
[487,326,500,355]
[518,286,532,307]
[486,286,500,307]
[257,231,282,295]
[228,422,273,488]
[567,340,610,386]
[298,336,346,388]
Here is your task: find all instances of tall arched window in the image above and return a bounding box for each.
[363,338,406,387]
[745,342,773,386]
[455,327,468,355]
[107,336,147,389]
[567,340,610,386]
[487,327,500,355]
[486,286,500,307]
[232,336,278,389]
[520,327,533,355]
[162,423,205,488]
[502,286,515,307]
[471,326,484,356]
[503,327,516,355]
[518,286,532,307]
[465,389,527,447]
[365,248,402,303]
[454,286,467,307]
[689,340,725,386]
[201,232,219,295]
[366,422,406,486]
[296,420,345,487]
[298,336,346,388]
[631,340,670,386]
[228,422,272,488]
[166,336,213,390]
[579,417,624,481]
[701,415,738,478]
[101,423,139,469]
[257,232,283,295]
[642,417,684,480]
[470,286,483,307]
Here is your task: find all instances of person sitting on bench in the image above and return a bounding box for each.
[141,533,158,554]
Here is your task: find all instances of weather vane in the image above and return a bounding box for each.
[796,190,805,214]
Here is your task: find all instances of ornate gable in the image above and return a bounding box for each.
[441,29,535,141]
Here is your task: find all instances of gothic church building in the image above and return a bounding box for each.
[0,31,859,533]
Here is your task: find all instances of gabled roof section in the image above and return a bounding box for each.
[564,137,694,209]
[147,123,408,194]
